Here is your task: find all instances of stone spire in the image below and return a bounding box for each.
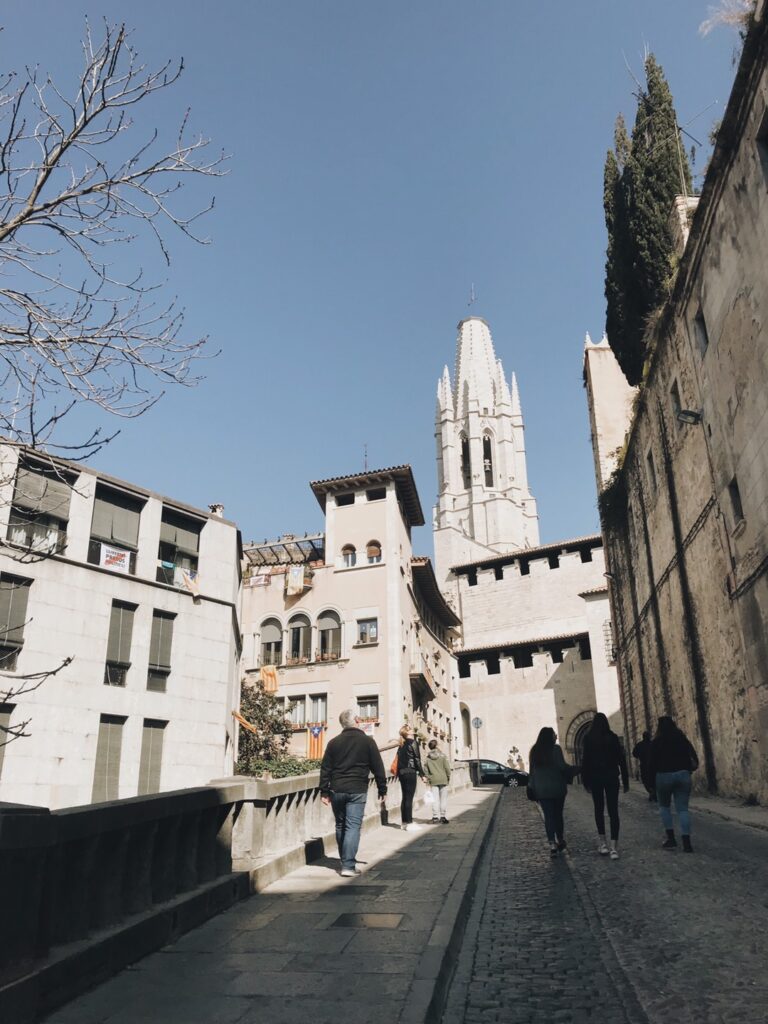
[433,316,540,582]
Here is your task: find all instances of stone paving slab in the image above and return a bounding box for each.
[42,786,497,1024]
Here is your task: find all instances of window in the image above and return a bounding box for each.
[286,696,306,727]
[88,485,144,574]
[317,611,341,660]
[138,719,167,796]
[309,694,328,724]
[147,611,174,692]
[483,435,494,487]
[8,462,72,554]
[0,703,14,778]
[356,618,378,645]
[460,435,471,489]
[0,574,32,672]
[104,601,136,687]
[357,696,379,721]
[757,106,768,182]
[260,618,282,666]
[693,306,709,356]
[670,380,682,428]
[342,544,356,568]
[580,547,593,563]
[367,541,382,564]
[646,449,658,494]
[578,637,592,661]
[91,713,126,803]
[156,508,202,587]
[335,493,355,507]
[287,613,311,664]
[728,476,744,528]
[366,487,386,502]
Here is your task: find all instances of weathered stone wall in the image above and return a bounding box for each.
[589,12,768,801]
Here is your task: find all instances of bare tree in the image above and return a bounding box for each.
[0,19,226,458]
[0,22,225,749]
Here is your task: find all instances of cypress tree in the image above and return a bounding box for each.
[603,56,692,384]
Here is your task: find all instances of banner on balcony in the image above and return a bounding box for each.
[100,543,130,574]
[308,724,325,758]
[260,665,279,692]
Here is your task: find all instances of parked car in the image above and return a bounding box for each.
[458,758,529,787]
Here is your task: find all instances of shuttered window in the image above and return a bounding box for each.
[138,719,166,795]
[0,703,14,779]
[147,611,174,691]
[0,575,32,671]
[104,601,136,686]
[90,486,143,549]
[156,508,202,585]
[91,714,126,803]
[13,465,72,519]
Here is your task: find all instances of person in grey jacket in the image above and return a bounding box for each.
[527,727,578,857]
[423,739,451,824]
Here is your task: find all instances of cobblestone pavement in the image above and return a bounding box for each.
[442,786,768,1024]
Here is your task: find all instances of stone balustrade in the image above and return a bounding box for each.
[0,763,469,1022]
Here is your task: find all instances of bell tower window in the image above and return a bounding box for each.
[483,435,494,487]
[460,435,471,490]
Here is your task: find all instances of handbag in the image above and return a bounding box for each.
[390,752,399,776]
[526,780,537,802]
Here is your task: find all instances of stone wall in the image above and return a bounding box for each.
[587,11,768,800]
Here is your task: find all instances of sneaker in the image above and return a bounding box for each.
[440,817,449,824]
[340,868,359,877]
[556,839,567,852]
[598,841,609,856]
[550,846,559,857]
[431,818,440,824]
[609,848,620,860]
[405,822,422,832]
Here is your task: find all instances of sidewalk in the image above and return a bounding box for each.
[626,785,768,832]
[43,787,498,1024]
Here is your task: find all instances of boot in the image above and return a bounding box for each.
[682,835,693,853]
[662,829,677,849]
[609,839,619,860]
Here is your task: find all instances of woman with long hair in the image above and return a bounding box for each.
[396,725,426,832]
[528,727,577,857]
[649,716,699,852]
[580,712,629,859]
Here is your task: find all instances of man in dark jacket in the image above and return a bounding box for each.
[320,708,387,876]
[632,730,656,801]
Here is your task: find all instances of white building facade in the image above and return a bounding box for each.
[0,445,242,810]
[240,467,460,759]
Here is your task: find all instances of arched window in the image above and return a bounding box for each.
[260,618,282,667]
[483,434,494,487]
[366,540,382,564]
[318,610,341,660]
[341,544,356,568]
[460,706,472,750]
[460,434,471,489]
[287,613,311,663]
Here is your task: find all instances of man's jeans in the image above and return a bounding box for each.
[656,770,692,834]
[330,791,368,870]
[431,784,448,819]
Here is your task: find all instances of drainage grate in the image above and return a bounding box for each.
[330,913,403,929]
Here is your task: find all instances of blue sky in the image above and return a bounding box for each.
[3,2,739,554]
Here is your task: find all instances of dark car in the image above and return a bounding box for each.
[459,758,529,788]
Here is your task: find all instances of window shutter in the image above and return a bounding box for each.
[14,468,72,518]
[159,510,201,553]
[91,714,125,803]
[0,577,31,646]
[107,602,135,664]
[138,719,166,795]
[92,489,143,547]
[149,612,174,670]
[261,620,282,644]
[111,504,140,548]
[366,543,381,558]
[91,496,114,540]
[317,612,339,631]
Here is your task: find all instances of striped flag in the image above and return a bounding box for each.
[308,724,325,759]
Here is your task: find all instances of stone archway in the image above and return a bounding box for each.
[564,708,596,767]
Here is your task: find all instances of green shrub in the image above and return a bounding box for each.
[235,754,323,779]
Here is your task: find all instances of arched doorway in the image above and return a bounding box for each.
[565,709,596,769]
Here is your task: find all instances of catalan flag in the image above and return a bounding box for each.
[308,724,325,759]
[260,665,279,692]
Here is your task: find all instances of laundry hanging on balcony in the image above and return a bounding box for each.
[285,565,314,596]
[260,665,279,692]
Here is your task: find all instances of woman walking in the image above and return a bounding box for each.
[650,716,699,852]
[527,727,577,857]
[423,739,451,823]
[581,712,629,860]
[396,725,426,832]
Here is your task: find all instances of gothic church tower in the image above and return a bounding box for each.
[433,316,539,581]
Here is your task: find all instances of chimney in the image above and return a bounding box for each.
[208,503,225,518]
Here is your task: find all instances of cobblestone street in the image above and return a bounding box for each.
[442,787,768,1024]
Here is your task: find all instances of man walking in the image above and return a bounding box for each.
[320,709,387,876]
[632,730,656,801]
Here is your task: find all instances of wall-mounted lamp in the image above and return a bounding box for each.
[677,409,702,426]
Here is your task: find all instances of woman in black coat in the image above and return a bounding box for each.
[396,725,426,832]
[580,713,629,859]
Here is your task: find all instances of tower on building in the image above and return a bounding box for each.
[433,316,539,580]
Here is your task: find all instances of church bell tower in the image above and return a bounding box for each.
[433,316,539,581]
